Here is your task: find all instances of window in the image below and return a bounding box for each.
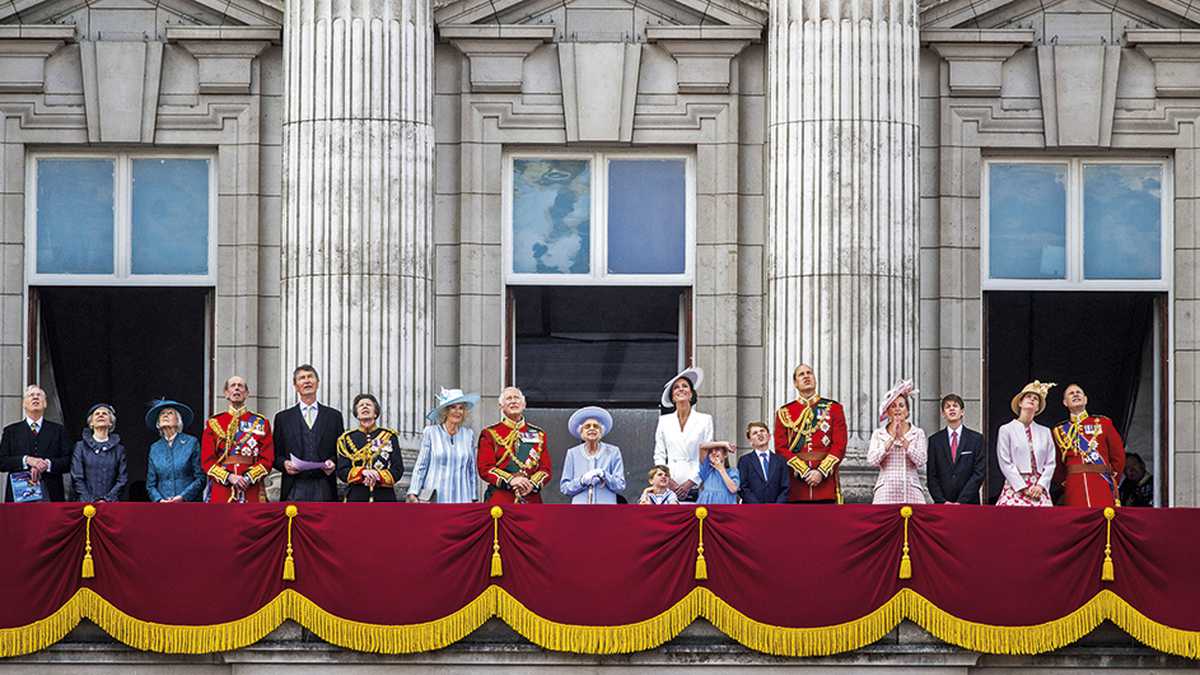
[504,151,695,404]
[28,152,216,284]
[983,159,1169,289]
[505,152,694,285]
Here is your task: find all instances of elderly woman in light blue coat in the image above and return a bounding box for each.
[145,399,204,503]
[560,406,626,504]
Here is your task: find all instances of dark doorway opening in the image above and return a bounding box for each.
[34,287,210,501]
[983,291,1164,504]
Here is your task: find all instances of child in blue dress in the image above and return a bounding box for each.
[697,442,740,504]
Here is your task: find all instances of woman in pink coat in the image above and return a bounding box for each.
[867,379,927,504]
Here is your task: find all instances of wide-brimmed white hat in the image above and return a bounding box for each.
[878,379,918,423]
[661,367,704,408]
[568,406,613,440]
[426,388,481,423]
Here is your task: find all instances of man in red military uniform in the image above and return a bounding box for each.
[477,387,551,504]
[1051,384,1125,508]
[774,364,848,503]
[202,375,274,503]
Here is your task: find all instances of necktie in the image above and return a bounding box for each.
[30,421,39,436]
[950,430,958,462]
[760,453,769,480]
[304,407,314,429]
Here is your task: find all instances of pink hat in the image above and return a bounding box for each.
[878,379,918,423]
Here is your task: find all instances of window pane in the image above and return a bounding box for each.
[607,159,686,275]
[514,286,680,405]
[511,159,591,274]
[36,159,114,274]
[132,159,210,275]
[988,163,1067,279]
[1083,164,1162,280]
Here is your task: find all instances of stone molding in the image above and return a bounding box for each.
[79,40,164,142]
[1037,44,1122,147]
[168,27,278,95]
[646,26,759,94]
[441,25,554,93]
[557,42,641,142]
[0,26,74,93]
[1127,29,1200,98]
[924,29,1034,97]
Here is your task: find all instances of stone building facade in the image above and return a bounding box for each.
[0,0,1192,506]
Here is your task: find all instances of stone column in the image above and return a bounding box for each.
[281,0,434,451]
[765,0,920,498]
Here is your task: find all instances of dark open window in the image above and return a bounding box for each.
[510,286,688,407]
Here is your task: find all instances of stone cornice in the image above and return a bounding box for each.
[0,25,74,93]
[441,24,554,93]
[646,26,758,94]
[1126,29,1200,97]
[925,29,1034,97]
[167,27,277,95]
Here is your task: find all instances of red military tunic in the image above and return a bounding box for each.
[1051,412,1126,508]
[774,396,848,503]
[477,416,551,504]
[201,407,274,503]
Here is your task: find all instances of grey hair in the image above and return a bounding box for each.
[156,407,182,436]
[87,405,117,432]
[438,402,472,424]
[497,387,525,406]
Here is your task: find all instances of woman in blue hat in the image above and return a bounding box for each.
[145,399,204,502]
[560,406,626,504]
[407,388,482,503]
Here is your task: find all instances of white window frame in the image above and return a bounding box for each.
[25,150,218,286]
[981,157,1172,292]
[503,149,696,286]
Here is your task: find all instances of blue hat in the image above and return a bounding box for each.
[426,388,481,423]
[568,406,613,440]
[145,399,195,431]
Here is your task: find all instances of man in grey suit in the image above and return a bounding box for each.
[926,394,985,505]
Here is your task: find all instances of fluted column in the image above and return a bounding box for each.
[281,0,434,449]
[765,0,920,491]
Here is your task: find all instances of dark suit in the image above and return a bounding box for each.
[927,425,985,504]
[737,449,790,504]
[0,419,72,502]
[273,403,344,502]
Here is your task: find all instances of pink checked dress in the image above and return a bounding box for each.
[867,425,927,504]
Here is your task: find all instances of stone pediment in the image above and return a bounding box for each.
[0,0,282,30]
[921,0,1199,35]
[435,0,767,30]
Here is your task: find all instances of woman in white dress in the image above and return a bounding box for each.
[996,380,1056,507]
[867,379,927,505]
[652,367,712,502]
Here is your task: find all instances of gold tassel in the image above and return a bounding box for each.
[490,506,504,578]
[282,505,298,581]
[898,505,913,580]
[694,507,708,580]
[81,504,96,579]
[1101,506,1115,582]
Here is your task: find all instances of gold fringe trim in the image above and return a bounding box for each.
[701,588,905,656]
[4,587,1200,658]
[496,586,703,654]
[291,586,496,653]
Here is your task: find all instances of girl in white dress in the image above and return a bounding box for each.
[996,380,1057,507]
